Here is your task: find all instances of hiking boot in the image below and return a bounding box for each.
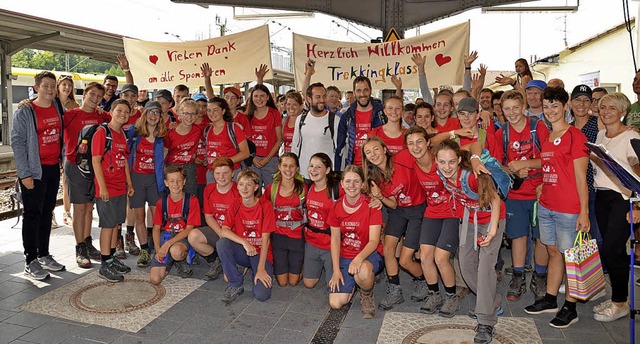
[411,279,429,302]
[420,291,444,314]
[175,261,193,278]
[594,301,629,322]
[375,269,386,283]
[549,305,579,328]
[505,265,533,275]
[439,293,461,318]
[125,232,140,255]
[530,271,547,300]
[85,237,101,260]
[360,290,376,319]
[507,271,526,301]
[24,260,50,281]
[378,283,404,310]
[204,257,223,280]
[147,230,155,252]
[37,255,65,271]
[110,257,131,274]
[457,286,469,299]
[99,262,124,283]
[115,236,126,259]
[473,324,494,344]
[137,249,151,268]
[222,285,244,304]
[76,243,92,269]
[525,297,558,315]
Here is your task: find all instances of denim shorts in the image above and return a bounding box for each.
[330,251,383,294]
[505,199,539,240]
[538,203,579,253]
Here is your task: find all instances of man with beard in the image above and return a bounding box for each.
[292,82,339,179]
[100,54,133,111]
[335,76,386,171]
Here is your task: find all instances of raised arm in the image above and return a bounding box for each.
[200,63,214,99]
[462,51,478,92]
[255,64,269,85]
[301,59,315,96]
[116,54,134,85]
[411,53,433,105]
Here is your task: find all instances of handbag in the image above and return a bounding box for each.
[564,231,606,301]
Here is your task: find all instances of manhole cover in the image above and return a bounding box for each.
[70,279,166,314]
[402,324,515,344]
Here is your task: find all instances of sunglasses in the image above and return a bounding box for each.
[58,74,72,81]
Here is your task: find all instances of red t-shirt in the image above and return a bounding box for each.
[64,108,108,163]
[326,197,383,259]
[250,107,282,157]
[222,198,276,263]
[202,182,240,226]
[539,126,588,214]
[92,126,129,197]
[434,117,461,133]
[282,119,295,154]
[377,153,426,208]
[305,184,339,250]
[165,109,179,128]
[263,183,307,239]
[33,103,61,165]
[234,111,251,138]
[164,126,202,164]
[153,195,201,232]
[414,158,459,219]
[132,136,155,174]
[444,170,506,224]
[126,109,142,127]
[494,120,550,200]
[194,128,208,185]
[369,126,406,154]
[353,109,373,167]
[205,122,246,170]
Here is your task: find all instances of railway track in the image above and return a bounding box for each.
[0,170,64,221]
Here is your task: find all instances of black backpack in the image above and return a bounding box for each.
[76,124,112,180]
[161,193,192,230]
[296,111,336,156]
[204,122,256,167]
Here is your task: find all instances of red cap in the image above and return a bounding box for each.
[223,86,242,99]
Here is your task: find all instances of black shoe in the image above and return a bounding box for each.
[549,305,579,329]
[99,262,124,283]
[85,237,101,260]
[110,257,131,274]
[474,324,494,344]
[524,297,558,315]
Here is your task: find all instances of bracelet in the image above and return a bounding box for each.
[510,80,516,87]
[470,154,481,161]
[123,69,130,72]
[449,130,456,140]
[465,66,471,70]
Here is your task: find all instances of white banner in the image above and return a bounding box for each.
[579,70,601,89]
[123,26,273,89]
[293,22,470,91]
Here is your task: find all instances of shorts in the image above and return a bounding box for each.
[538,203,579,253]
[129,172,161,208]
[303,242,333,281]
[64,160,94,204]
[330,251,384,294]
[150,237,191,268]
[271,233,304,275]
[195,226,220,247]
[95,194,127,228]
[419,217,460,253]
[505,199,539,239]
[385,203,426,250]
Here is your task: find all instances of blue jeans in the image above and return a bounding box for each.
[538,204,579,253]
[216,238,273,302]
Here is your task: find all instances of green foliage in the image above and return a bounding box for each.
[11,49,121,75]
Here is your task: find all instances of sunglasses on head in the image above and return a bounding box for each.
[58,74,72,81]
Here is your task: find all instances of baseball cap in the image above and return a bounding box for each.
[193,93,208,102]
[120,83,138,94]
[525,80,547,91]
[145,100,162,111]
[223,86,242,99]
[571,84,593,100]
[154,89,175,107]
[457,97,478,113]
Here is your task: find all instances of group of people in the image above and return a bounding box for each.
[12,52,640,344]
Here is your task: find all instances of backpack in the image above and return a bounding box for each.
[161,193,192,229]
[76,124,112,180]
[297,111,337,156]
[501,116,542,165]
[270,178,307,229]
[205,123,256,167]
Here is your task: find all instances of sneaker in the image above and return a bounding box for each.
[137,249,151,268]
[507,272,526,301]
[411,280,429,302]
[378,283,404,310]
[593,300,613,313]
[37,255,65,271]
[559,283,565,294]
[524,297,558,315]
[530,271,547,300]
[469,306,504,319]
[98,262,124,283]
[75,243,92,269]
[457,286,469,299]
[110,257,131,274]
[634,259,640,268]
[549,305,579,328]
[24,260,50,280]
[175,261,193,278]
[420,291,444,314]
[360,290,376,319]
[222,285,244,304]
[204,257,223,280]
[473,324,494,344]
[85,237,101,260]
[594,302,629,322]
[115,236,126,259]
[63,211,72,226]
[125,232,140,255]
[439,293,461,318]
[505,265,533,275]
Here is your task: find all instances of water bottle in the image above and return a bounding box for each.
[78,139,88,154]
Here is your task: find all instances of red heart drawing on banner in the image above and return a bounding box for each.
[149,55,159,65]
[435,54,452,67]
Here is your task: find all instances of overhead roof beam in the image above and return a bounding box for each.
[7,31,63,55]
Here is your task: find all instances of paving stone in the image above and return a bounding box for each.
[0,322,31,344]
[73,324,125,343]
[263,328,314,344]
[211,329,264,344]
[0,292,39,311]
[161,331,213,344]
[0,281,30,299]
[287,289,330,316]
[226,313,278,334]
[18,320,86,344]
[533,319,565,340]
[274,311,323,334]
[0,309,18,322]
[4,311,53,328]
[243,299,290,318]
[134,318,181,340]
[111,334,152,344]
[174,314,232,336]
[562,329,617,344]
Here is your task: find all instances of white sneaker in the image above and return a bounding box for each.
[24,260,50,280]
[593,299,613,313]
[37,255,66,271]
[559,283,565,294]
[594,302,629,322]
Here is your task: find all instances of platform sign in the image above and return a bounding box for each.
[384,28,402,42]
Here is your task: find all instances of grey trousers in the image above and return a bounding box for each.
[459,219,505,327]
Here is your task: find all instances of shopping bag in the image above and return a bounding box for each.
[564,231,606,301]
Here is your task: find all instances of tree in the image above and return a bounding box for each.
[11,49,120,75]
